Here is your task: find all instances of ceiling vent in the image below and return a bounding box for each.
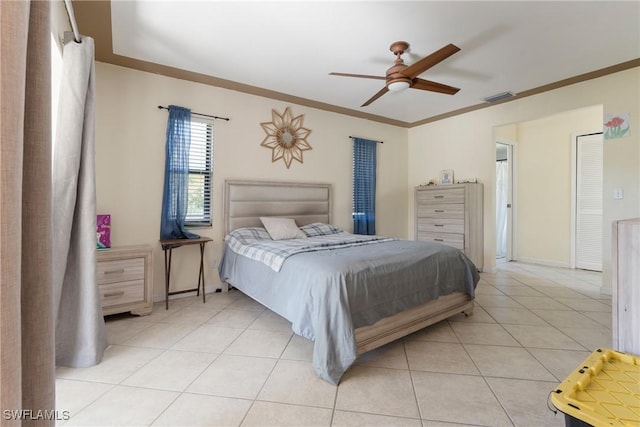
[483,91,515,103]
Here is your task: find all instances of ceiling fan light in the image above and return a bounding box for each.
[388,80,410,92]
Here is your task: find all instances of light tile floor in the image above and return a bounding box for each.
[56,262,609,426]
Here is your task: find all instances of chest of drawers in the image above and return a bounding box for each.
[97,245,153,316]
[415,183,483,271]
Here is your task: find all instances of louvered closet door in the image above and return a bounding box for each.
[576,133,603,271]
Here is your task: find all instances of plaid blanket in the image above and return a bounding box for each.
[225,227,395,272]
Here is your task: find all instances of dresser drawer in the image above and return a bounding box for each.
[417,218,464,234]
[417,232,464,250]
[99,280,144,308]
[417,203,464,219]
[97,257,144,285]
[417,188,464,204]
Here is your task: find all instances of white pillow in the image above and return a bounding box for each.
[260,217,306,240]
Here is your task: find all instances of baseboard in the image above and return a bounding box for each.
[483,265,497,274]
[516,257,571,269]
[599,286,612,296]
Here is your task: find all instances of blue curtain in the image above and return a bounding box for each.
[160,105,199,240]
[352,138,377,235]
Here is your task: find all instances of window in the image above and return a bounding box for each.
[185,118,213,226]
[352,138,377,235]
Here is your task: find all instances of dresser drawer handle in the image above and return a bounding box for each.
[434,238,444,242]
[434,195,444,199]
[104,269,125,275]
[104,291,125,298]
[434,209,445,213]
[434,224,445,227]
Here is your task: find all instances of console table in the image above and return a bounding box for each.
[160,236,212,309]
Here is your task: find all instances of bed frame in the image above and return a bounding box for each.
[223,179,474,356]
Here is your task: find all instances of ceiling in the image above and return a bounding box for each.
[74,1,640,127]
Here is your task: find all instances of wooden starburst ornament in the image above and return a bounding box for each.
[260,107,312,169]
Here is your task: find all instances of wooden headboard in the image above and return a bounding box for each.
[224,180,332,234]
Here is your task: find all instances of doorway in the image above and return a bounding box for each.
[496,141,514,262]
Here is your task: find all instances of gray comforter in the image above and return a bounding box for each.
[219,238,479,384]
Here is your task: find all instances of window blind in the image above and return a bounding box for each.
[186,118,213,225]
[352,138,377,235]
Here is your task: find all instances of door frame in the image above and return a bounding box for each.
[496,138,517,262]
[570,131,603,269]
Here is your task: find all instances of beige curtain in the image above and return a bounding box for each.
[0,1,56,425]
[52,31,106,368]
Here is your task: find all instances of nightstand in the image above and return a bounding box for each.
[97,245,153,316]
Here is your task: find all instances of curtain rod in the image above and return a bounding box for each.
[63,0,81,43]
[157,105,230,121]
[349,135,383,144]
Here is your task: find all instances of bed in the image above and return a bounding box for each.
[218,180,480,384]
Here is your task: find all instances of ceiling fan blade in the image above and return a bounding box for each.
[361,86,389,107]
[401,43,461,79]
[329,72,386,81]
[411,78,460,95]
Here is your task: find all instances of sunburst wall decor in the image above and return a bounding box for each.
[260,107,312,169]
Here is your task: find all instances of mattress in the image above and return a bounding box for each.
[219,233,479,384]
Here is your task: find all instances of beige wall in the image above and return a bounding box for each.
[408,68,640,293]
[512,106,602,266]
[95,62,638,299]
[94,63,408,300]
[494,124,517,142]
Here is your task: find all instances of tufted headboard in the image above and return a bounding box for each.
[224,180,332,235]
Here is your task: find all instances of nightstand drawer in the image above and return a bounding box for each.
[417,218,464,234]
[97,257,144,285]
[417,232,464,250]
[417,188,464,204]
[99,280,144,308]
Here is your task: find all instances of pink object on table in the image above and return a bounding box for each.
[97,214,111,249]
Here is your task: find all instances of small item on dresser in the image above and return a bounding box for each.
[439,170,454,185]
[97,214,111,249]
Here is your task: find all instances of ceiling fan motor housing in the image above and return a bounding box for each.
[387,41,412,88]
[386,66,412,90]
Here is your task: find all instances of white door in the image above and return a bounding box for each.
[575,133,603,271]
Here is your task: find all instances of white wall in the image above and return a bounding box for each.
[408,67,640,294]
[94,63,408,300]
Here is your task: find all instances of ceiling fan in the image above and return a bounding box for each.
[330,41,461,107]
